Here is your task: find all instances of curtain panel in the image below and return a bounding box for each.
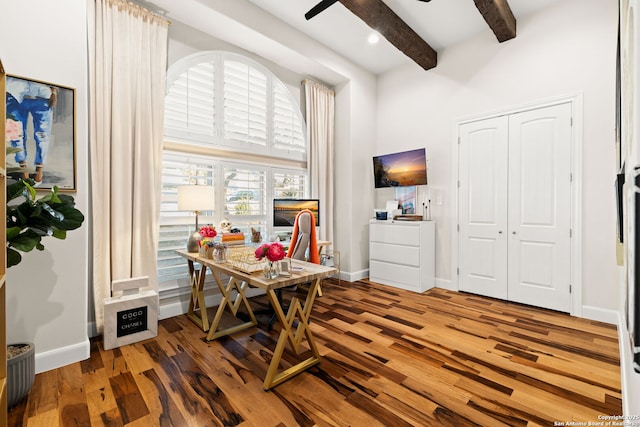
[304,80,335,244]
[89,0,169,332]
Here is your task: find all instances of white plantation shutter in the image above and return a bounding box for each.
[164,60,217,141]
[273,170,306,199]
[223,60,267,146]
[157,152,215,284]
[273,83,305,153]
[224,165,266,216]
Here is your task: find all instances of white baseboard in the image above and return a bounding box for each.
[581,305,618,325]
[346,269,368,283]
[35,339,90,374]
[435,277,455,291]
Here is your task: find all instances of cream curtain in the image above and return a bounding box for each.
[304,80,335,244]
[89,0,169,332]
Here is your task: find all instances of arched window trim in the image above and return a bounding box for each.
[165,50,307,162]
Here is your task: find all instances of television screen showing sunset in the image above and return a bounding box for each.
[373,148,427,188]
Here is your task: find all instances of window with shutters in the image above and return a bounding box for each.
[157,153,216,284]
[158,51,308,290]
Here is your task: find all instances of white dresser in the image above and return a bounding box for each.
[369,220,435,293]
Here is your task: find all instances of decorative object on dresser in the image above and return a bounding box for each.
[369,219,435,292]
[393,214,423,221]
[177,185,215,252]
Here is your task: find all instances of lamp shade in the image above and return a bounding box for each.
[177,185,215,211]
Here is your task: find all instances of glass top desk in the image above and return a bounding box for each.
[175,249,336,390]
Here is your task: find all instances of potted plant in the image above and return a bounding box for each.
[6,178,85,267]
[4,159,85,406]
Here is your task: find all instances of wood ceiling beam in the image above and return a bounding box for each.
[337,0,437,71]
[473,0,516,42]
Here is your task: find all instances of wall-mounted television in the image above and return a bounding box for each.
[373,148,428,188]
[273,199,320,227]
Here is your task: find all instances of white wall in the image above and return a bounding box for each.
[0,0,90,371]
[377,0,618,313]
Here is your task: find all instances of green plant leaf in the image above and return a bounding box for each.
[6,226,21,240]
[52,229,66,239]
[7,249,21,268]
[5,158,84,267]
[8,230,42,252]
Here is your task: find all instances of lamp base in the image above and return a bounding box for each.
[187,231,202,253]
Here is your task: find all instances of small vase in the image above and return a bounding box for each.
[212,245,228,262]
[263,261,280,279]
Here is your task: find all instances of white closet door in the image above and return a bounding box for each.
[507,103,572,312]
[458,116,509,299]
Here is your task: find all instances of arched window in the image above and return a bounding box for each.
[157,51,307,287]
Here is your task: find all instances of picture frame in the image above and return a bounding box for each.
[280,258,292,277]
[5,75,76,191]
[395,186,417,214]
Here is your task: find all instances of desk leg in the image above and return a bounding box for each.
[206,270,258,341]
[186,260,209,331]
[263,278,322,390]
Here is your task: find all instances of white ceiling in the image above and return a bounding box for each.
[143,0,564,78]
[245,0,564,74]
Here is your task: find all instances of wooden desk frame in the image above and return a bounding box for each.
[177,250,336,390]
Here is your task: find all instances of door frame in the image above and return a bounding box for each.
[451,93,584,316]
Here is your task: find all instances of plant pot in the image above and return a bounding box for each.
[7,343,35,408]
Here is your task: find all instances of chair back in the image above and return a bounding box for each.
[286,209,319,264]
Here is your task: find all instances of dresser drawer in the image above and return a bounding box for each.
[369,260,421,292]
[370,242,419,267]
[370,223,420,246]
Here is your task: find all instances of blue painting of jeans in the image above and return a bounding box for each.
[8,95,52,165]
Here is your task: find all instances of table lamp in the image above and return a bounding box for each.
[177,185,215,252]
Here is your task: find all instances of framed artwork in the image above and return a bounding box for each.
[394,186,417,214]
[5,75,76,191]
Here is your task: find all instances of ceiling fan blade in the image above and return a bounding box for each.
[305,0,339,20]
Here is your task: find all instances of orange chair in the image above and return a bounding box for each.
[267,210,319,330]
[286,209,319,264]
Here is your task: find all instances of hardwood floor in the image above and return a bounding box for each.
[9,279,621,426]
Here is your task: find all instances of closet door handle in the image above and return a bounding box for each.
[498,231,503,234]
[512,231,517,235]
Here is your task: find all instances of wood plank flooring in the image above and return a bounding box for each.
[9,279,622,426]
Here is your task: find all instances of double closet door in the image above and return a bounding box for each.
[458,103,572,312]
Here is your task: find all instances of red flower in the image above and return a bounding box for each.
[254,242,285,262]
[199,225,217,238]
